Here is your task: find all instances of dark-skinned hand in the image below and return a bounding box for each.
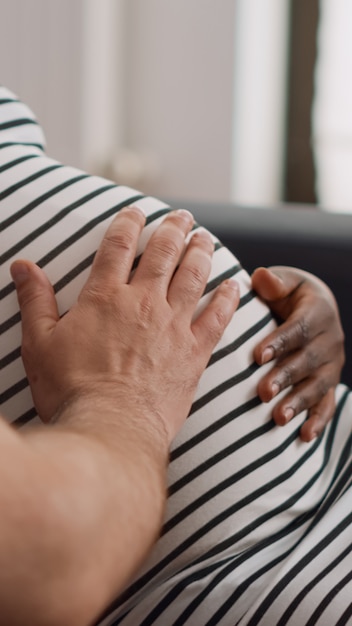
[252,266,345,442]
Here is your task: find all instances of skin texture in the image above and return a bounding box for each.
[0,207,239,626]
[253,266,345,442]
[15,207,239,440]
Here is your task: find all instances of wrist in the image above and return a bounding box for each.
[51,384,170,462]
[20,386,170,622]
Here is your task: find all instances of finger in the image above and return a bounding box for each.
[85,206,146,293]
[270,368,333,426]
[252,267,302,302]
[168,229,214,314]
[132,210,194,291]
[300,388,336,442]
[192,279,240,354]
[254,313,313,365]
[257,338,332,402]
[252,266,306,365]
[10,260,59,337]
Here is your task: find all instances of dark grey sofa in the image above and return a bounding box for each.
[174,201,352,386]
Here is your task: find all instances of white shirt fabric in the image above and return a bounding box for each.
[0,87,351,626]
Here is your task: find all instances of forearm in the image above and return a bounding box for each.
[0,396,169,626]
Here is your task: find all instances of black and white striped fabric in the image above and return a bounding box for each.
[1,86,351,626]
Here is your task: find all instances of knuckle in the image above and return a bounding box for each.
[274,317,310,357]
[280,365,295,387]
[81,284,112,307]
[104,230,136,253]
[295,393,309,414]
[296,378,330,414]
[316,377,330,398]
[137,292,154,327]
[274,331,291,356]
[192,230,214,254]
[144,236,181,279]
[182,263,207,292]
[207,307,228,340]
[305,348,319,371]
[153,236,179,260]
[296,317,311,346]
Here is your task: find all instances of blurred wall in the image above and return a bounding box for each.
[122,0,236,201]
[0,1,289,206]
[232,0,290,206]
[0,0,123,171]
[0,0,85,165]
[0,0,236,201]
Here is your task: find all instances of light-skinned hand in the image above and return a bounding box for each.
[11,207,239,444]
[252,266,345,442]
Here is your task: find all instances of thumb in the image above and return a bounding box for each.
[252,266,300,302]
[10,261,59,337]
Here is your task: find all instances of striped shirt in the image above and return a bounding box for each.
[0,86,351,626]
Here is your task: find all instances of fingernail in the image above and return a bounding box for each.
[192,228,214,246]
[193,227,211,239]
[224,278,239,292]
[175,209,194,224]
[271,382,280,398]
[283,407,295,423]
[10,262,30,286]
[271,271,284,284]
[261,347,275,364]
[122,205,145,217]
